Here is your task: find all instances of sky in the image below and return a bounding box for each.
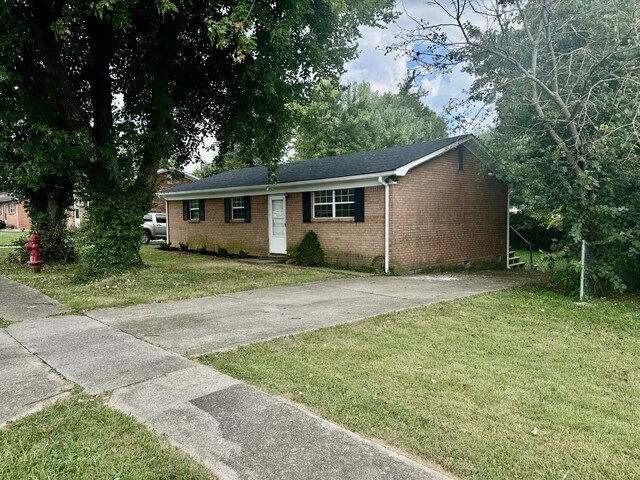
[193,1,478,169]
[342,0,475,122]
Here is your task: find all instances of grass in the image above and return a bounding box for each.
[0,316,10,328]
[513,247,544,270]
[198,285,640,480]
[0,396,213,479]
[0,230,26,246]
[0,245,353,312]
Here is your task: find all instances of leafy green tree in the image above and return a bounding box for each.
[293,76,447,160]
[397,0,640,293]
[0,0,395,275]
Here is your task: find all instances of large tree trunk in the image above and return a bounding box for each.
[24,179,75,263]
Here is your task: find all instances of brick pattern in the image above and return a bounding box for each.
[389,150,507,271]
[286,189,385,265]
[152,172,194,212]
[167,197,270,255]
[166,149,507,270]
[0,201,31,230]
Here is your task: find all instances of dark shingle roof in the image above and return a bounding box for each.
[167,136,469,193]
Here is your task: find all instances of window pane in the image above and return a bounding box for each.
[232,208,246,220]
[271,199,285,236]
[156,215,166,223]
[143,215,152,222]
[190,210,200,220]
[189,199,199,209]
[232,197,244,208]
[335,189,354,203]
[335,203,355,217]
[314,190,332,204]
[314,204,332,218]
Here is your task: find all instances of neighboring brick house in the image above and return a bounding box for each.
[161,136,509,273]
[0,193,31,230]
[152,169,198,212]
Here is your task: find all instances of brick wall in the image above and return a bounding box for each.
[153,172,193,213]
[167,197,270,255]
[286,188,385,266]
[167,187,385,263]
[389,149,507,271]
[1,201,31,230]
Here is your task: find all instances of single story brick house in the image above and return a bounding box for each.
[161,135,509,273]
[0,193,31,230]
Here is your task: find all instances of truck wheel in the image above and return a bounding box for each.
[141,231,151,244]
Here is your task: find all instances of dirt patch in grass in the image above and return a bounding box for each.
[0,396,214,479]
[199,285,640,480]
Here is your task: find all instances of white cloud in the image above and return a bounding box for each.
[342,26,408,93]
[342,0,481,129]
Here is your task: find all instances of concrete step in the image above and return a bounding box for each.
[510,261,526,269]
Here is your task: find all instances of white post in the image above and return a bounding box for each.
[580,240,586,301]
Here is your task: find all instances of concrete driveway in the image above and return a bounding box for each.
[87,271,528,355]
[2,271,531,480]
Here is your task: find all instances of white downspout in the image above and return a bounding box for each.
[165,197,170,245]
[378,176,390,274]
[506,191,511,269]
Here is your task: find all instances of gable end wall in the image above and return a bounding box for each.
[390,149,507,271]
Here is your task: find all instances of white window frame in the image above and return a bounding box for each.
[313,189,355,219]
[231,196,246,221]
[9,204,15,215]
[188,199,200,221]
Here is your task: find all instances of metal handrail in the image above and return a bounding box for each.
[509,225,533,271]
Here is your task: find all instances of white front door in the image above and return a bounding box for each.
[268,195,287,254]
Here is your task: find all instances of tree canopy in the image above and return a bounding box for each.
[0,0,395,273]
[293,77,447,160]
[397,0,640,293]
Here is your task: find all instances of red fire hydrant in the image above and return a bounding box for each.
[24,234,43,273]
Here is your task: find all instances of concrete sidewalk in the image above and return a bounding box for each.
[87,272,525,355]
[6,313,449,480]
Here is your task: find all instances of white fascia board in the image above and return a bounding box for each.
[160,171,396,201]
[393,135,473,177]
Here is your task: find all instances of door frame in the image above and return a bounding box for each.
[268,194,287,254]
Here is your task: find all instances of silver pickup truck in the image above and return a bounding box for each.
[141,213,167,244]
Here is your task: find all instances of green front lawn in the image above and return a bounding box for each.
[0,396,213,479]
[199,285,640,480]
[0,246,353,312]
[0,230,26,246]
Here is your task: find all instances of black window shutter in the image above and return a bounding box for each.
[354,187,365,222]
[302,192,311,223]
[183,200,189,221]
[199,199,206,221]
[244,196,251,223]
[224,198,231,223]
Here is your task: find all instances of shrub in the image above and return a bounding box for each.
[217,246,228,257]
[158,242,171,251]
[238,249,249,259]
[179,242,189,252]
[197,245,208,255]
[289,230,324,267]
